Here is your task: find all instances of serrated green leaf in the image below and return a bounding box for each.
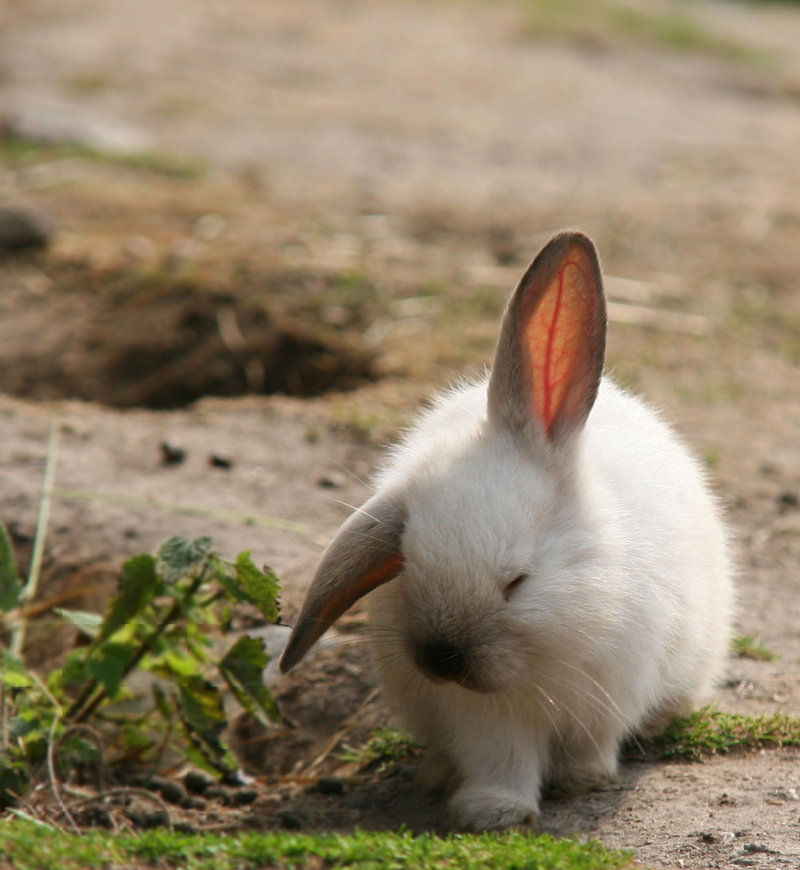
[158,536,213,584]
[185,620,214,654]
[98,554,160,643]
[87,642,136,697]
[234,553,281,624]
[9,710,49,745]
[155,649,203,679]
[218,635,281,725]
[0,756,30,810]
[174,676,238,776]
[176,675,226,735]
[0,652,33,689]
[185,636,211,662]
[58,648,92,689]
[58,735,101,770]
[182,733,234,778]
[55,608,102,640]
[0,522,22,612]
[218,572,247,604]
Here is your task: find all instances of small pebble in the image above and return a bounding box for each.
[157,780,188,805]
[184,770,215,795]
[209,453,233,469]
[182,796,207,811]
[315,775,345,795]
[127,809,170,829]
[0,207,52,254]
[742,842,771,854]
[78,806,113,828]
[160,441,186,465]
[231,788,259,806]
[768,788,798,801]
[205,785,233,805]
[277,810,306,830]
[318,471,346,489]
[145,775,187,805]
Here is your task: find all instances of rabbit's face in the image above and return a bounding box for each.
[391,432,597,694]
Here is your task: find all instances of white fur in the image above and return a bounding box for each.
[368,376,733,830]
[280,233,736,831]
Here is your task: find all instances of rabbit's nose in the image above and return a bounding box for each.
[414,639,470,683]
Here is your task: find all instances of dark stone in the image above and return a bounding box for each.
[160,441,186,465]
[315,775,345,795]
[127,808,170,829]
[231,788,259,806]
[318,471,346,489]
[77,806,113,828]
[205,785,233,805]
[182,796,208,811]
[277,809,306,829]
[184,769,215,795]
[0,207,52,254]
[157,780,188,805]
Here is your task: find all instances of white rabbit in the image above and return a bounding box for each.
[280,231,733,831]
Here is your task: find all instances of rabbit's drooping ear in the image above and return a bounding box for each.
[279,492,406,673]
[487,231,606,447]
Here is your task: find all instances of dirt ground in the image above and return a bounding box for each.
[1,0,800,867]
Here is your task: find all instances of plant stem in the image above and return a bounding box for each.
[64,677,99,723]
[10,417,60,659]
[72,574,205,725]
[1,685,7,751]
[197,588,226,610]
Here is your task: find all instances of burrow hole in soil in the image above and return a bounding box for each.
[0,275,377,409]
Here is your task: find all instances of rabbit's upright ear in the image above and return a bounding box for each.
[487,231,606,448]
[279,492,406,673]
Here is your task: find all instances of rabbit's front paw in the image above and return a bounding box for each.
[449,785,538,831]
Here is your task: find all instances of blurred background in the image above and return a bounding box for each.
[1,0,799,435]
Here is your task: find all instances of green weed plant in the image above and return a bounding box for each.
[0,528,282,807]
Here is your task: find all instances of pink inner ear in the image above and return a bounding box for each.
[522,249,601,438]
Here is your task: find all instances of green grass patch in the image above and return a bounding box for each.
[655,706,800,760]
[519,0,764,62]
[340,727,423,776]
[0,134,207,179]
[0,818,634,870]
[733,633,779,662]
